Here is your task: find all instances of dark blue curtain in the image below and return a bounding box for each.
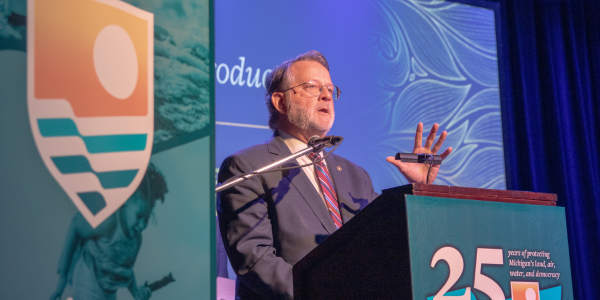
[501,0,600,297]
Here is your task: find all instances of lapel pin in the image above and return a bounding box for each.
[337,166,342,171]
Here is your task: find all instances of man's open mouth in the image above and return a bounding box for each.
[317,107,330,114]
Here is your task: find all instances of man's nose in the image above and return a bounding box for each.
[319,87,333,101]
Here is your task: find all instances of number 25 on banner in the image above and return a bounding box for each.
[431,247,504,300]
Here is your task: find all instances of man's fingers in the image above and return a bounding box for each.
[431,130,447,154]
[424,123,439,150]
[414,122,424,150]
[386,156,399,165]
[440,147,453,159]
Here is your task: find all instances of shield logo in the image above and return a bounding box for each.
[27,0,154,228]
[510,281,540,300]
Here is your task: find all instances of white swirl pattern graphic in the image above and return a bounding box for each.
[367,0,506,190]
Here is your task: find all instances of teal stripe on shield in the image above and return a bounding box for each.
[78,192,107,215]
[37,118,147,153]
[51,156,139,189]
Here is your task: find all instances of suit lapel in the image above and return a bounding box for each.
[267,134,337,234]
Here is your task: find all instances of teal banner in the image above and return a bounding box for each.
[0,0,214,299]
[406,195,573,300]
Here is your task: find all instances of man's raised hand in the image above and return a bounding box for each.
[386,122,452,184]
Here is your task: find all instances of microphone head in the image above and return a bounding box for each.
[320,136,343,147]
[307,135,320,144]
[308,135,343,148]
[329,136,342,146]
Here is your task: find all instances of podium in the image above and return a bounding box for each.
[293,184,573,300]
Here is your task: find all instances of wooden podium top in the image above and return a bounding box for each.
[395,183,557,206]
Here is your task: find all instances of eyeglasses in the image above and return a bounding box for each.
[282,80,342,100]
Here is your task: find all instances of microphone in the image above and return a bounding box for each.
[307,135,320,144]
[395,153,442,165]
[308,135,343,148]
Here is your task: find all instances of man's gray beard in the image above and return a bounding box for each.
[285,99,334,136]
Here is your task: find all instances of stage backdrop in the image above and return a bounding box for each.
[215,0,507,281]
[0,0,215,299]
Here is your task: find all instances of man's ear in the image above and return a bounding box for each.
[271,92,287,114]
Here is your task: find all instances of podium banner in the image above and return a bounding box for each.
[406,195,573,300]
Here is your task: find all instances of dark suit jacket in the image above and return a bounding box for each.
[217,132,379,299]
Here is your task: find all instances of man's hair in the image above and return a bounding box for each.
[264,50,330,130]
[136,162,168,204]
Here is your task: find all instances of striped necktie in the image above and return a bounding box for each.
[308,152,342,229]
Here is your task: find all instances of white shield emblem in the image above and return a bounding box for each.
[27,0,154,228]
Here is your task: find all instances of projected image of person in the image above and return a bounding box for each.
[50,163,168,300]
[217,50,453,299]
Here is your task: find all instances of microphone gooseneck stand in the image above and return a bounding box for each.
[215,137,340,193]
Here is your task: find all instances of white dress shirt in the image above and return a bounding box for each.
[279,130,331,207]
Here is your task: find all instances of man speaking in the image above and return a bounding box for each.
[217,50,452,299]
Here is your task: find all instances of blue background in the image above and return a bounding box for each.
[215,0,506,195]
